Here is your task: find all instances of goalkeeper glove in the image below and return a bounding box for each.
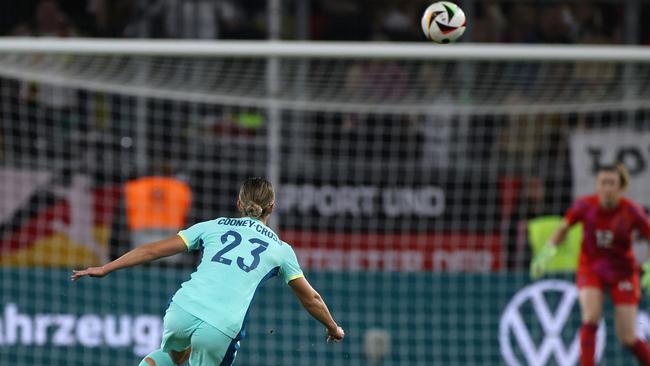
[641,262,650,294]
[530,243,558,279]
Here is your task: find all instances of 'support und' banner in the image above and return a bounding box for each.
[0,168,503,271]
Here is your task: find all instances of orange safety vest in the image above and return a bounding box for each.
[125,177,191,231]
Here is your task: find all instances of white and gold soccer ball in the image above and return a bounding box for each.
[421,2,466,43]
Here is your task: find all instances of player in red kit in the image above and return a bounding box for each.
[531,163,650,366]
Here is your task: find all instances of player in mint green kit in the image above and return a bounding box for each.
[72,177,345,365]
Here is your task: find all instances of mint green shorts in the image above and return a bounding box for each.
[162,301,238,365]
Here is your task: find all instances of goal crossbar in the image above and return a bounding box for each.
[1,37,650,62]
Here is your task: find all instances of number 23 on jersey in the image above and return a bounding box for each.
[212,230,269,273]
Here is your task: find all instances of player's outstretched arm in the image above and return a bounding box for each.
[71,235,187,281]
[548,219,571,247]
[530,219,571,279]
[289,277,345,343]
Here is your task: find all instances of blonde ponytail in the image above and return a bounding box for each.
[238,177,275,219]
[244,203,264,218]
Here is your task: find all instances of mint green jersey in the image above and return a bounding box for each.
[172,217,304,339]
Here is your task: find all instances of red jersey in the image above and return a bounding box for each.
[565,195,650,282]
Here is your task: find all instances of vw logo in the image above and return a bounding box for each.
[499,280,605,366]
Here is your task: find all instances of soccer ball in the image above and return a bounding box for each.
[421,2,466,44]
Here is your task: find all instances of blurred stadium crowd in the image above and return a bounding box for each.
[1,0,649,44]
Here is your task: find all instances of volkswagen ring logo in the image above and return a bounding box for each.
[499,280,606,366]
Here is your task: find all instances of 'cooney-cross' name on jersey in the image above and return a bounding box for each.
[172,217,303,339]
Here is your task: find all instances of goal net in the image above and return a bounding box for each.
[1,39,650,365]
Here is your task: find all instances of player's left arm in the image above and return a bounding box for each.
[632,204,650,248]
[530,201,582,279]
[71,235,187,280]
[633,204,650,292]
[640,218,650,243]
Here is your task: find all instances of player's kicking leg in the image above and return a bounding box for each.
[138,348,190,366]
[612,275,650,366]
[615,305,650,365]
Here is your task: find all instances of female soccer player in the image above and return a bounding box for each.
[72,177,345,365]
[531,164,650,366]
